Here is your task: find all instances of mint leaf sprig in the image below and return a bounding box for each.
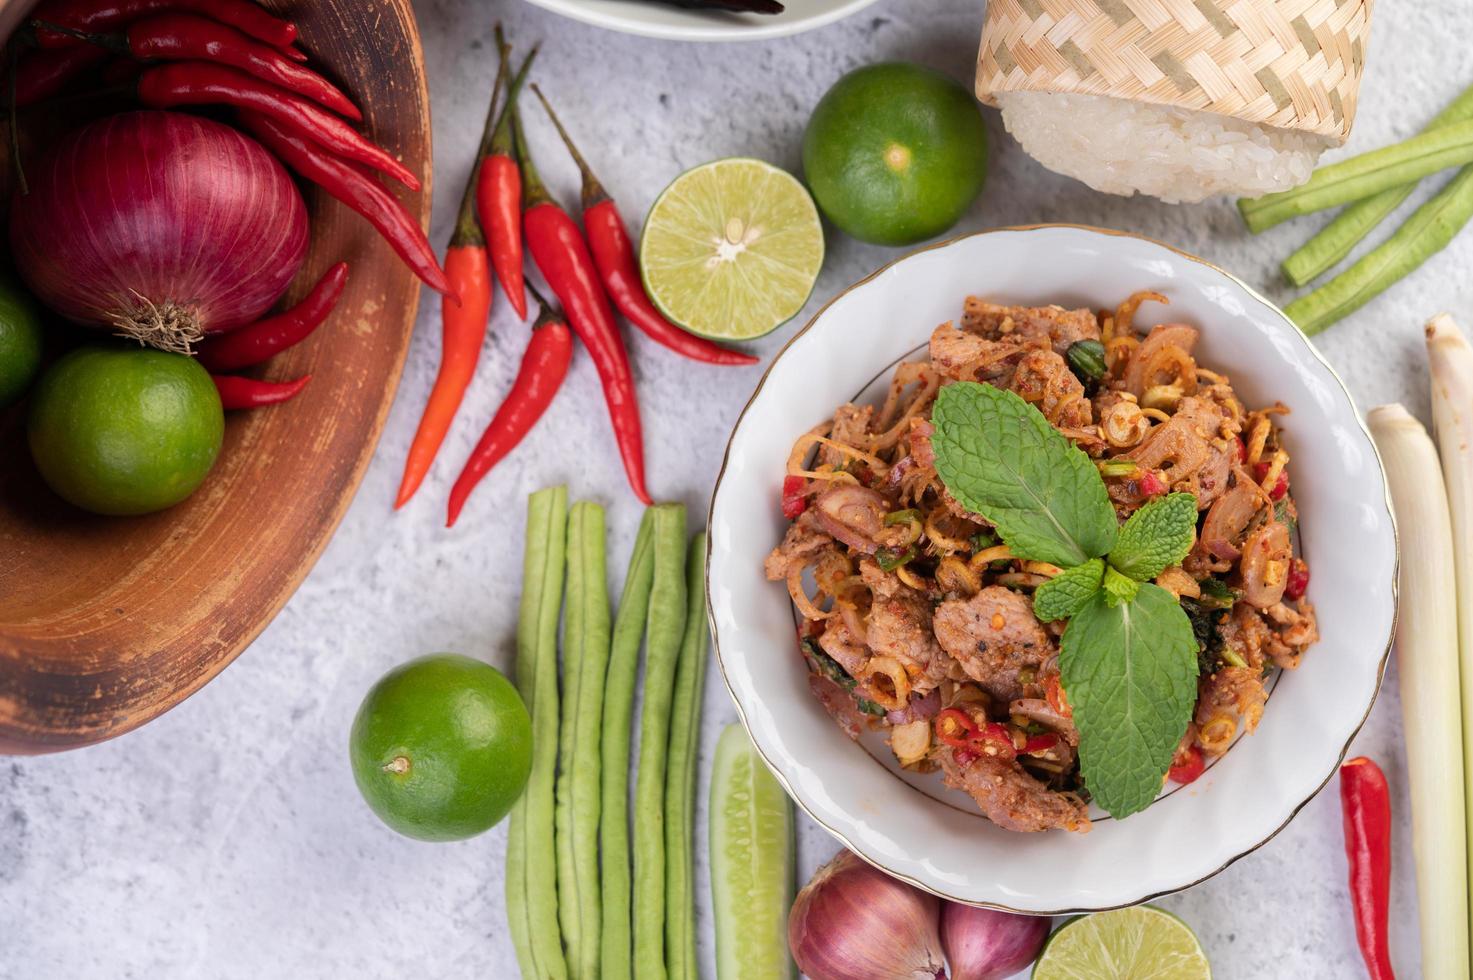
[930,383,1201,819]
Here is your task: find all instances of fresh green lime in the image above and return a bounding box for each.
[27,346,223,516]
[709,724,796,979]
[350,654,532,842]
[803,62,988,246]
[640,157,824,341]
[1033,906,1211,979]
[0,274,44,409]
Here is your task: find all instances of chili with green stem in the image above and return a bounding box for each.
[517,107,652,504]
[1284,164,1473,335]
[197,262,348,372]
[1239,118,1473,233]
[394,44,508,509]
[446,284,573,527]
[531,84,757,367]
[598,510,656,980]
[633,503,689,980]
[239,111,452,297]
[476,30,536,320]
[1281,82,1473,286]
[506,486,571,980]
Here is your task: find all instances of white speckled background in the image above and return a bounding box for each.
[5,0,1472,976]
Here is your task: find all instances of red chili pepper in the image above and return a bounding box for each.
[474,35,535,321]
[1167,744,1205,785]
[531,85,758,367]
[11,43,107,106]
[1044,674,1072,720]
[517,109,652,505]
[395,50,509,510]
[137,62,416,190]
[1340,757,1394,980]
[239,111,453,298]
[97,14,360,119]
[212,372,310,409]
[979,722,1018,758]
[1235,436,1247,463]
[1021,733,1061,755]
[447,286,574,527]
[1252,460,1289,500]
[781,475,808,519]
[1285,558,1310,601]
[33,0,297,53]
[1138,469,1168,497]
[934,708,980,750]
[197,262,348,373]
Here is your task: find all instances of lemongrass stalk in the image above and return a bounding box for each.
[1368,405,1470,980]
[1424,314,1473,943]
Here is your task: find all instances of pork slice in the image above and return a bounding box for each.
[933,587,1053,703]
[1010,349,1093,428]
[808,671,871,741]
[859,560,951,693]
[929,322,1027,384]
[764,511,834,581]
[961,300,1101,357]
[820,403,874,467]
[818,618,870,679]
[939,746,1090,833]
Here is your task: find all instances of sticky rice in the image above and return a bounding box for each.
[996,91,1333,205]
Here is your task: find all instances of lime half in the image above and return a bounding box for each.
[1033,907,1210,979]
[641,158,824,341]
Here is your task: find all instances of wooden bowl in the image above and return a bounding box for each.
[0,0,430,753]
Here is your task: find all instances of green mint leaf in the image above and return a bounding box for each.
[930,382,1118,567]
[1033,559,1104,621]
[1107,492,1199,582]
[1101,566,1140,606]
[1061,584,1198,818]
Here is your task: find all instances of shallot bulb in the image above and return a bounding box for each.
[789,849,946,980]
[10,111,308,352]
[940,901,1051,980]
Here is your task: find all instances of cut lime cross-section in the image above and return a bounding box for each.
[640,158,824,341]
[1033,906,1211,979]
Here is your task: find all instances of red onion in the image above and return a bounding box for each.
[789,849,946,980]
[940,901,1051,980]
[887,688,941,725]
[10,111,308,352]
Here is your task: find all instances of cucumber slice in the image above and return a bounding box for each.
[709,724,797,980]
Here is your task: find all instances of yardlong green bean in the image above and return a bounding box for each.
[1282,83,1473,286]
[664,533,709,980]
[555,501,611,979]
[599,511,657,980]
[1285,165,1473,335]
[1239,118,1473,233]
[633,503,689,980]
[507,486,570,980]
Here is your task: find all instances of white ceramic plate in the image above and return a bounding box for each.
[706,225,1396,912]
[522,0,881,42]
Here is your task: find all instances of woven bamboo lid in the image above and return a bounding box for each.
[976,0,1376,145]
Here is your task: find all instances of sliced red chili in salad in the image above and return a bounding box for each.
[1167,744,1205,785]
[781,475,808,519]
[1252,461,1290,500]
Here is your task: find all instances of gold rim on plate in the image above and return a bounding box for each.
[703,222,1398,914]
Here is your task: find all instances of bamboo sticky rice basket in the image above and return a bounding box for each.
[976,0,1376,144]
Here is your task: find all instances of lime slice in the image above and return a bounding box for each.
[709,724,797,979]
[641,157,824,341]
[1033,907,1211,979]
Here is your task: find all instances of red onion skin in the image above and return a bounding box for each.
[10,111,308,337]
[940,901,1051,980]
[790,849,947,980]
